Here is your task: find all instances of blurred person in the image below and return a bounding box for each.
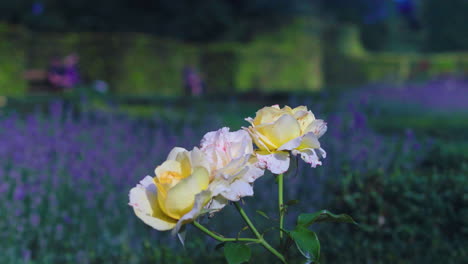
[183,66,204,96]
[62,53,81,89]
[47,55,66,92]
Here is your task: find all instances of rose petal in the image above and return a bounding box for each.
[222,180,254,201]
[259,114,301,147]
[292,148,325,168]
[167,147,188,160]
[129,176,177,231]
[164,167,209,219]
[173,189,212,234]
[298,132,321,150]
[305,119,327,138]
[245,126,278,151]
[256,151,290,174]
[278,136,302,151]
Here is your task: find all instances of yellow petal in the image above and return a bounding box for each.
[253,106,284,125]
[291,105,309,114]
[163,167,209,219]
[248,127,278,151]
[155,160,182,180]
[133,206,177,231]
[258,114,301,147]
[176,151,192,178]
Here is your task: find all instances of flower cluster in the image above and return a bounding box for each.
[128,105,327,232]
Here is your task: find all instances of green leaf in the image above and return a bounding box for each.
[297,210,357,227]
[256,210,270,219]
[289,226,320,262]
[224,243,251,264]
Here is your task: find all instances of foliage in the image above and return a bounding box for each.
[0,25,27,96]
[320,167,468,263]
[0,20,324,96]
[423,0,468,51]
[0,0,314,42]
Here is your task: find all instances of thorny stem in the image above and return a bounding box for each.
[234,202,287,264]
[278,173,284,241]
[192,221,258,243]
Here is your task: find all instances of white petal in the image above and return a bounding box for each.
[206,196,229,213]
[167,147,188,160]
[129,176,177,231]
[305,120,327,138]
[216,156,249,180]
[129,176,157,214]
[227,129,254,156]
[190,147,211,172]
[292,148,325,168]
[256,152,290,174]
[243,164,265,183]
[299,132,321,149]
[222,180,254,201]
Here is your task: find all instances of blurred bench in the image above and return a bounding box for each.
[23,69,63,92]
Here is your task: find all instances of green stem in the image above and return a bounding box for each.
[278,173,284,241]
[234,203,287,264]
[192,221,258,243]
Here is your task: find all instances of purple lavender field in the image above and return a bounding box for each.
[1,79,467,263]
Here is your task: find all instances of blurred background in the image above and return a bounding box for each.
[0,0,466,263]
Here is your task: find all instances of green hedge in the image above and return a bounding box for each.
[322,24,468,88]
[0,20,323,96]
[0,24,27,96]
[1,21,468,96]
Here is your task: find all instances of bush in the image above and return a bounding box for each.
[320,168,468,263]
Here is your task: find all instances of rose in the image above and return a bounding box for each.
[245,105,327,174]
[200,128,264,211]
[129,147,212,231]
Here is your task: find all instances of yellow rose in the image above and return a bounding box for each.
[129,147,212,231]
[245,105,327,174]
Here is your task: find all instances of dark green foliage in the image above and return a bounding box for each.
[289,227,321,262]
[423,0,468,51]
[297,210,357,227]
[320,167,468,263]
[0,0,314,42]
[224,243,251,264]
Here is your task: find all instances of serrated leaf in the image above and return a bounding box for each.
[289,226,320,262]
[224,243,251,264]
[256,210,270,219]
[297,210,357,227]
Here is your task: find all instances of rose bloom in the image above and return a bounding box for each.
[129,147,212,231]
[245,105,327,174]
[200,128,264,211]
